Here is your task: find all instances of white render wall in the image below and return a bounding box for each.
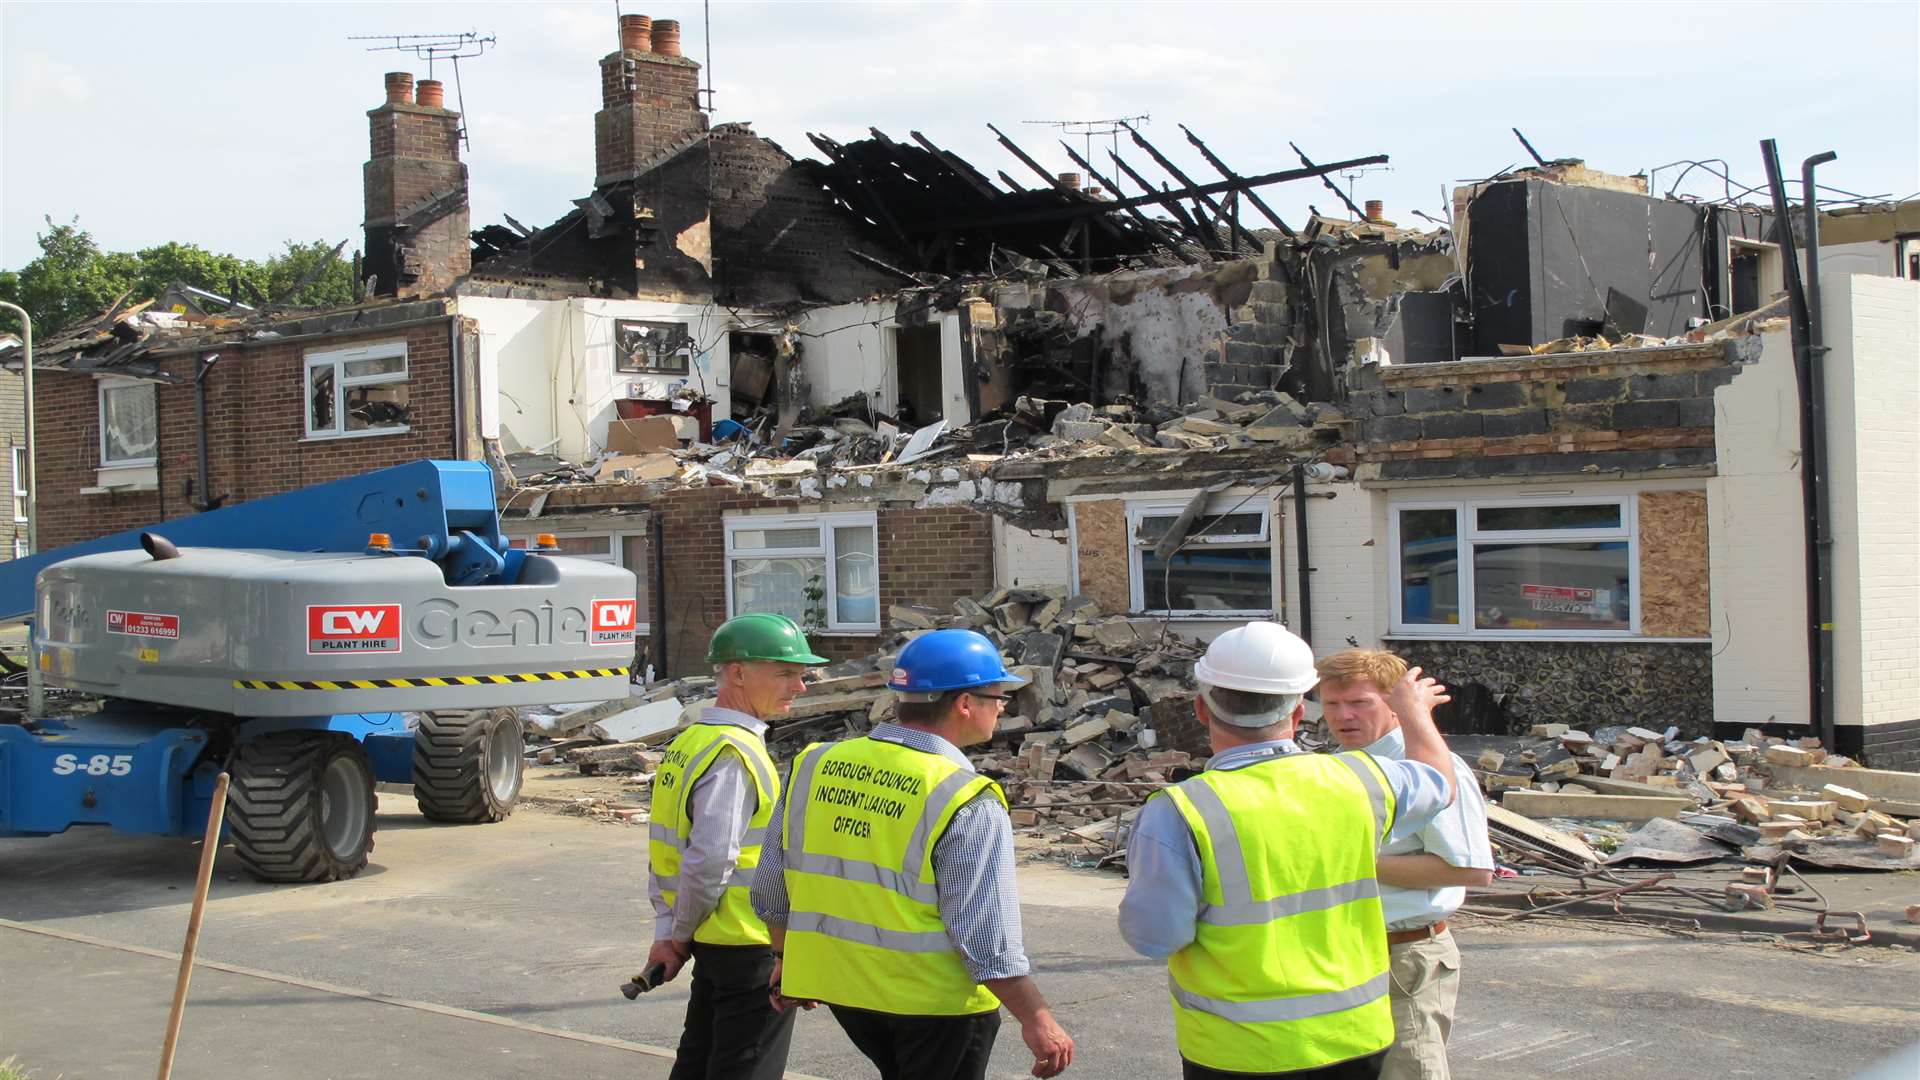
[793,302,970,427]
[1707,330,1810,728]
[457,296,741,461]
[1823,275,1920,730]
[1275,479,1384,657]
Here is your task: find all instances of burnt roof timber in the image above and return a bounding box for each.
[907,130,1002,201]
[987,123,1135,251]
[808,133,916,253]
[911,154,1389,233]
[1180,124,1296,239]
[1107,150,1211,248]
[1124,123,1264,254]
[1057,141,1197,264]
[1290,142,1369,221]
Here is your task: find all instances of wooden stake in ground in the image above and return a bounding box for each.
[157,771,231,1080]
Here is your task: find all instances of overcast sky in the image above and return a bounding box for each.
[4,1,1916,270]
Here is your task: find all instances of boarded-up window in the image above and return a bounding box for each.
[1637,490,1709,638]
[1071,500,1130,616]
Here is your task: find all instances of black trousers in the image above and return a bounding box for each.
[828,1004,1002,1080]
[1183,1050,1387,1080]
[668,943,796,1080]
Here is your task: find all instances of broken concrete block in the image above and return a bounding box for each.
[1764,745,1816,767]
[1530,723,1570,738]
[1725,883,1773,910]
[1765,798,1836,823]
[1091,620,1141,650]
[1821,784,1872,813]
[993,601,1034,634]
[1740,866,1771,886]
[996,714,1034,738]
[1875,834,1915,859]
[1007,629,1065,670]
[1062,717,1110,747]
[888,603,942,629]
[1688,748,1729,775]
[1055,420,1111,442]
[1059,742,1114,779]
[1477,749,1507,773]
[1012,665,1056,722]
[1010,809,1041,828]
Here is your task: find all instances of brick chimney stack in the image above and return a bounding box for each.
[364,71,471,297]
[594,15,707,186]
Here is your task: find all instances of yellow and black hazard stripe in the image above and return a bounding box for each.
[234,668,629,691]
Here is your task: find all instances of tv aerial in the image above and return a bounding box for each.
[349,31,496,149]
[1022,115,1151,190]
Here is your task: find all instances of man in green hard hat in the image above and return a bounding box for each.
[646,612,828,1080]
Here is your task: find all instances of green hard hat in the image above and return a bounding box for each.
[706,612,830,665]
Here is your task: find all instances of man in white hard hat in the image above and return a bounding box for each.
[1319,648,1492,1080]
[1118,622,1461,1080]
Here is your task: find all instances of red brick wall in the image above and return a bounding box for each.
[647,485,995,677]
[594,50,706,184]
[36,319,460,549]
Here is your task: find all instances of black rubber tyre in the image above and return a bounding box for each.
[412,708,524,823]
[227,732,376,883]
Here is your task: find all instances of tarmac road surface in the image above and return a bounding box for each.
[3,801,1915,1079]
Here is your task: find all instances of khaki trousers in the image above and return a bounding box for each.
[1379,928,1461,1080]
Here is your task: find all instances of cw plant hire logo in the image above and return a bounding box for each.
[590,599,638,645]
[307,604,403,654]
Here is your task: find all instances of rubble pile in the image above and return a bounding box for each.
[1482,723,1920,872]
[502,386,1339,504]
[521,585,1214,837]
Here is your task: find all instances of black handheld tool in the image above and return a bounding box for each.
[620,962,670,1000]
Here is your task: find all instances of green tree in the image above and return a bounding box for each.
[0,219,358,337]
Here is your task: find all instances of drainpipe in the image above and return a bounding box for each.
[650,512,668,678]
[448,315,464,459]
[193,352,219,510]
[1759,139,1837,749]
[0,301,39,717]
[1291,462,1313,646]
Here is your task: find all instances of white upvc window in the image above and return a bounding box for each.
[304,341,410,438]
[11,445,26,523]
[1126,495,1276,617]
[1389,494,1636,638]
[725,511,880,634]
[98,378,158,466]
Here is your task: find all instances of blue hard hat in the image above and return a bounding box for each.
[889,629,1030,694]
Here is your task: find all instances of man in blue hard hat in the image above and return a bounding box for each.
[750,628,1077,1080]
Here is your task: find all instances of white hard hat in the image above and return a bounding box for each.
[1193,622,1320,696]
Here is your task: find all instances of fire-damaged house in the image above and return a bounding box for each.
[23,13,1917,767]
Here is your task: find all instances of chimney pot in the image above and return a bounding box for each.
[415,79,445,108]
[1058,171,1081,191]
[619,13,653,52]
[384,71,414,105]
[651,18,682,56]
[1364,199,1385,223]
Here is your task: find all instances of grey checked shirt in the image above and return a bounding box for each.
[750,722,1032,982]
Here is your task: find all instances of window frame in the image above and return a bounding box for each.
[1388,493,1639,639]
[303,340,411,440]
[11,445,25,524]
[613,319,693,375]
[97,377,159,467]
[507,529,652,633]
[1124,495,1277,619]
[723,510,881,634]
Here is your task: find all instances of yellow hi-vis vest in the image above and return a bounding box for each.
[647,722,778,946]
[1161,749,1398,1074]
[779,736,1004,1016]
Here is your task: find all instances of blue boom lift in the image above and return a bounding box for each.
[0,460,637,881]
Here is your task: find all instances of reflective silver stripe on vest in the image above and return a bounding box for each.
[1199,878,1381,926]
[785,743,832,856]
[653,872,680,891]
[787,851,940,903]
[742,826,767,848]
[650,822,682,847]
[1178,779,1252,904]
[715,732,777,796]
[1169,971,1390,1024]
[787,910,955,953]
[901,767,984,875]
[1332,753,1391,843]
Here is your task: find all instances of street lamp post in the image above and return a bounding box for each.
[0,300,39,716]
